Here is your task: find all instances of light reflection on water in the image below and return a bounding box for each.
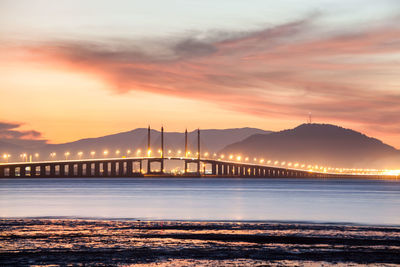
[0,177,399,225]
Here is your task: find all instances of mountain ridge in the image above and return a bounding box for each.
[220,123,400,169]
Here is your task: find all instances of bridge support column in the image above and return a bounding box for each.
[30,166,35,177]
[103,162,109,177]
[50,165,56,177]
[20,166,26,177]
[40,165,46,177]
[60,164,65,177]
[111,162,116,176]
[126,161,132,176]
[234,165,238,176]
[0,166,4,178]
[118,161,124,176]
[211,163,216,175]
[85,163,91,176]
[9,167,15,177]
[94,162,100,176]
[217,164,222,176]
[68,164,74,177]
[77,164,82,177]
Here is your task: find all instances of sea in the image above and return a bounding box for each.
[1,177,399,225]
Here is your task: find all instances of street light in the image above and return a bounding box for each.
[64,152,70,160]
[3,154,10,163]
[78,151,83,159]
[90,151,96,158]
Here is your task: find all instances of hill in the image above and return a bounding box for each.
[0,127,271,160]
[220,124,400,169]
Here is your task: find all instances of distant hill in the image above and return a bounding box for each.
[0,127,270,160]
[220,124,400,169]
[0,140,23,154]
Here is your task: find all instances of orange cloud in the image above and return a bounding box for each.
[6,17,400,140]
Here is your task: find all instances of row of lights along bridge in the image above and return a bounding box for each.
[1,126,399,176]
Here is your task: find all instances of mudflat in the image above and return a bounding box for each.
[1,219,399,266]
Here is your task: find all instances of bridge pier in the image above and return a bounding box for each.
[9,166,15,177]
[77,163,83,177]
[60,164,65,177]
[94,162,100,176]
[111,161,116,177]
[118,161,124,176]
[211,163,216,175]
[103,162,109,177]
[40,165,45,177]
[20,166,26,177]
[127,161,132,176]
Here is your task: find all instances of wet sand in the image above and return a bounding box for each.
[1,219,399,266]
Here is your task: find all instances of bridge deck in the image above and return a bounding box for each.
[0,157,397,179]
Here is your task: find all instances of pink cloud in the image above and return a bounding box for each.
[8,17,400,140]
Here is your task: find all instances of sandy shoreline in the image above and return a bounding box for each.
[1,219,400,266]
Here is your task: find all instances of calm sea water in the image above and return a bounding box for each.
[1,178,399,225]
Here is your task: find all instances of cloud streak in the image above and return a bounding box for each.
[9,15,400,136]
[0,122,42,140]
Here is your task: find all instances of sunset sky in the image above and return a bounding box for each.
[1,0,400,148]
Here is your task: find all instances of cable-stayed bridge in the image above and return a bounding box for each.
[0,127,399,179]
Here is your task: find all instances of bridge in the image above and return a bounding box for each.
[0,127,398,179]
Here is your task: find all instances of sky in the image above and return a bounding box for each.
[1,0,400,148]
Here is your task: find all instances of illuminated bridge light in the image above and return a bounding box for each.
[236,156,241,161]
[127,149,131,154]
[267,160,271,164]
[147,149,152,157]
[274,161,279,165]
[90,151,96,157]
[259,159,264,164]
[229,155,233,160]
[220,154,225,159]
[245,157,249,162]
